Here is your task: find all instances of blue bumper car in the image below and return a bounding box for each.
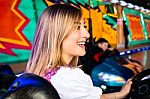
[91,57,135,93]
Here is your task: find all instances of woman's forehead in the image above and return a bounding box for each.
[75,20,85,25]
[80,20,85,24]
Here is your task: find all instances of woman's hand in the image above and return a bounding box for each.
[101,79,132,99]
[118,78,132,98]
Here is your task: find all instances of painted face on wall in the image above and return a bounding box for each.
[98,42,108,51]
[62,20,90,61]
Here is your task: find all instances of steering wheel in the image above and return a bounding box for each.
[127,68,150,99]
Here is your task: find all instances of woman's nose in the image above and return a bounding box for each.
[82,28,90,39]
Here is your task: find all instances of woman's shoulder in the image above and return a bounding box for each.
[57,67,86,77]
[51,67,95,88]
[51,67,91,82]
[50,67,102,99]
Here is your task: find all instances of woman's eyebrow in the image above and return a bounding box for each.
[75,22,81,24]
[75,21,85,25]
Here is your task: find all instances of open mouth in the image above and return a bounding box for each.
[77,42,85,49]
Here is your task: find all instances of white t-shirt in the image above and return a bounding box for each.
[49,67,102,99]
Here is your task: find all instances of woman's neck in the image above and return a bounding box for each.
[62,53,73,65]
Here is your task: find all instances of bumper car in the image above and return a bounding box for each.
[91,57,139,93]
[127,68,150,99]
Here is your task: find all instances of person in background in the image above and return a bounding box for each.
[79,38,107,76]
[79,38,109,75]
[94,38,143,75]
[26,4,132,99]
[93,38,109,64]
[78,37,97,75]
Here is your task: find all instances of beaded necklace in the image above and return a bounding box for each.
[43,67,60,81]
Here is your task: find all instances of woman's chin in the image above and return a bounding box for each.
[79,51,86,56]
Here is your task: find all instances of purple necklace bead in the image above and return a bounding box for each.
[43,68,60,81]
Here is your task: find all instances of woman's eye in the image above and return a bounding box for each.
[77,25,81,30]
[84,25,87,28]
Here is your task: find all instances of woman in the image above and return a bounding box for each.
[26,4,132,99]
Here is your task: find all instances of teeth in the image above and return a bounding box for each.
[77,42,85,45]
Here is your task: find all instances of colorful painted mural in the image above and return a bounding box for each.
[126,14,144,40]
[124,8,150,45]
[0,0,118,63]
[0,0,31,56]
[0,0,150,64]
[145,19,150,39]
[0,0,46,63]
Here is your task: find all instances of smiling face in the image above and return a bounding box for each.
[62,20,90,64]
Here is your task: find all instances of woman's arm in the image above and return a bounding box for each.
[101,92,123,99]
[100,79,132,99]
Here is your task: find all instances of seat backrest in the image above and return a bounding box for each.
[1,73,60,99]
[0,64,17,98]
[0,64,16,90]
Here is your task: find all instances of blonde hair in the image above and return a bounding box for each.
[26,4,82,76]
